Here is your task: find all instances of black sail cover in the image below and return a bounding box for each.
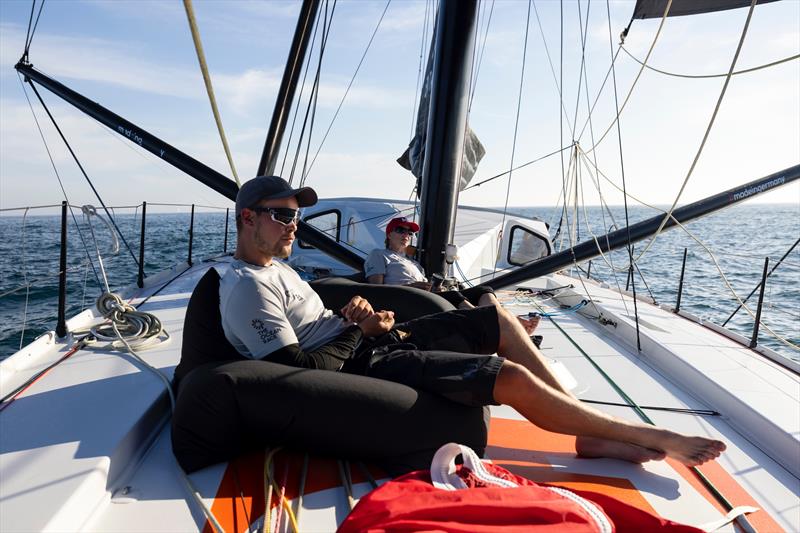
[397,25,485,196]
[632,0,779,19]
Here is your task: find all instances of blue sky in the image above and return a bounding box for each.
[1,0,798,215]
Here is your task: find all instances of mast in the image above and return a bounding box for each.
[484,164,800,289]
[257,0,321,176]
[417,0,479,278]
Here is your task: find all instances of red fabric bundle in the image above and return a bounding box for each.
[338,462,704,533]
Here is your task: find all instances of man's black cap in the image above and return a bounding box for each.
[235,176,318,216]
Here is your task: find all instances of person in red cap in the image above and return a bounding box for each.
[365,217,539,334]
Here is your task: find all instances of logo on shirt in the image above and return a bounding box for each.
[251,319,281,344]
[285,289,305,303]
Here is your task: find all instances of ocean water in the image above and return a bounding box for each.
[1,203,798,362]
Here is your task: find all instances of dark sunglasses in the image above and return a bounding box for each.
[393,226,416,235]
[250,207,301,226]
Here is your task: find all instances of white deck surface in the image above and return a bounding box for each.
[1,256,798,532]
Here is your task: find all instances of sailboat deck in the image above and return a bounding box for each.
[1,257,798,532]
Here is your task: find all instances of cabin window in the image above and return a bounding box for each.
[298,209,341,249]
[508,226,549,265]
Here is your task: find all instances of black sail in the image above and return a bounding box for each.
[632,0,779,19]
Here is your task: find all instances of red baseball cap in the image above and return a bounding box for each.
[386,217,420,236]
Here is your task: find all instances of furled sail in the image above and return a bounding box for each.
[632,0,779,19]
[397,24,485,196]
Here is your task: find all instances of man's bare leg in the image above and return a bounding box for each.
[493,361,726,466]
[478,293,539,334]
[492,306,677,462]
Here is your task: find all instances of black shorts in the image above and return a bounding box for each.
[436,285,496,308]
[342,306,504,407]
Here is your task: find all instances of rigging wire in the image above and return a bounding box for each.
[531,0,576,140]
[16,72,102,289]
[620,45,800,79]
[280,5,323,179]
[183,0,240,186]
[570,0,591,140]
[578,148,799,351]
[722,237,800,327]
[302,0,392,182]
[21,0,45,63]
[289,0,335,185]
[539,305,755,531]
[576,3,630,314]
[631,0,760,264]
[26,81,141,268]
[468,0,496,107]
[575,154,631,314]
[409,0,432,140]
[582,0,673,155]
[298,0,336,186]
[604,0,642,352]
[464,145,572,191]
[18,209,31,350]
[494,0,532,280]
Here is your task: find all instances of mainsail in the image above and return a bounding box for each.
[632,0,780,19]
[397,22,485,195]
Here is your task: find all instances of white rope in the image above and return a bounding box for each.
[583,0,672,155]
[577,149,799,351]
[629,0,759,265]
[576,158,630,314]
[620,45,799,79]
[531,0,576,139]
[183,0,240,187]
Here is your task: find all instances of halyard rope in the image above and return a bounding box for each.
[182,0,240,186]
[627,0,759,263]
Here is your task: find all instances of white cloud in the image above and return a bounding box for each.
[0,23,205,99]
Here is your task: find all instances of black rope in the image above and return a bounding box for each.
[605,0,641,352]
[581,399,720,417]
[303,0,392,180]
[27,80,140,268]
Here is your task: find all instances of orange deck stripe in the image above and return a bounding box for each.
[488,417,656,513]
[666,458,783,532]
[208,417,783,532]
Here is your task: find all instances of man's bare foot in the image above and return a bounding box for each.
[576,436,665,463]
[652,432,726,466]
[518,315,540,335]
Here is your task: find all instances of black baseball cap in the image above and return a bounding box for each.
[235,176,318,217]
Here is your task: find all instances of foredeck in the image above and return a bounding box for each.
[1,257,797,532]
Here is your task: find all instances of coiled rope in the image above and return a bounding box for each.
[90,292,167,350]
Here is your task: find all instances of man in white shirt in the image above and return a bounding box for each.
[221,175,725,467]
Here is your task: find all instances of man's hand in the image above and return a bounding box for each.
[408,281,433,291]
[357,310,395,337]
[340,295,374,324]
